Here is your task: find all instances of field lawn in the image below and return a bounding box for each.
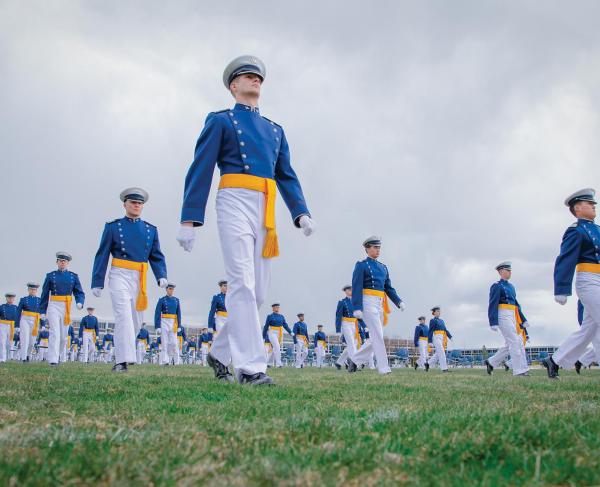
[0,363,599,486]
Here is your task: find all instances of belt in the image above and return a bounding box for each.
[50,295,73,325]
[138,337,149,350]
[363,289,391,325]
[498,304,526,344]
[0,319,15,342]
[219,174,279,258]
[269,325,283,343]
[576,263,600,273]
[112,258,148,311]
[419,337,428,341]
[161,313,179,332]
[216,311,228,317]
[22,310,41,336]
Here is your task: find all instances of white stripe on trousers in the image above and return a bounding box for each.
[488,309,529,375]
[353,294,391,374]
[212,188,270,375]
[554,272,600,367]
[109,266,143,364]
[47,300,70,364]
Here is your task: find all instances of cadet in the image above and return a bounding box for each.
[199,327,213,366]
[208,280,228,334]
[177,55,315,385]
[349,236,405,374]
[103,329,115,363]
[0,293,18,362]
[136,324,151,364]
[40,252,85,366]
[155,284,181,366]
[62,324,76,362]
[92,188,168,372]
[187,337,198,364]
[264,336,274,367]
[485,262,530,376]
[335,285,360,369]
[79,307,99,363]
[15,283,42,362]
[176,326,187,365]
[314,324,327,368]
[263,303,293,368]
[292,313,309,368]
[12,330,20,361]
[413,316,429,371]
[70,336,79,362]
[36,322,49,361]
[427,306,453,372]
[545,189,600,378]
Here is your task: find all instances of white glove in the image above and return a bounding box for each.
[40,314,46,320]
[299,215,316,237]
[554,295,568,305]
[398,301,406,312]
[77,303,83,310]
[158,278,168,288]
[92,288,102,298]
[156,327,162,335]
[176,225,196,252]
[491,326,499,332]
[353,310,363,320]
[522,321,529,328]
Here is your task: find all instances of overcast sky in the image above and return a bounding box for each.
[2,1,600,348]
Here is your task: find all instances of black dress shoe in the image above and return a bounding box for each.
[575,360,582,375]
[207,354,234,382]
[49,362,59,367]
[442,369,450,373]
[542,356,559,379]
[504,364,510,372]
[414,362,418,370]
[112,363,128,372]
[334,363,341,370]
[425,362,430,372]
[347,358,357,373]
[238,372,275,386]
[485,360,493,375]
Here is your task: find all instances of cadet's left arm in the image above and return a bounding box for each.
[73,274,85,307]
[553,227,582,296]
[351,262,364,311]
[39,275,51,315]
[446,326,453,340]
[283,318,293,335]
[384,268,402,307]
[149,231,168,284]
[427,320,434,342]
[177,299,182,329]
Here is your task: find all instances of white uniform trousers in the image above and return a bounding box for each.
[267,329,283,367]
[136,340,147,364]
[554,272,600,367]
[264,343,274,366]
[487,309,529,375]
[209,314,229,365]
[579,347,597,367]
[81,330,95,363]
[0,323,11,362]
[429,333,448,371]
[109,266,143,364]
[353,295,391,374]
[105,347,114,363]
[417,338,429,369]
[159,318,178,365]
[37,344,47,361]
[315,342,326,367]
[200,343,210,366]
[19,315,36,360]
[336,322,359,366]
[213,188,270,375]
[295,338,308,368]
[47,300,70,364]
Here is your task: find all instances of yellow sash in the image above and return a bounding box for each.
[83,328,97,343]
[434,330,448,350]
[0,319,15,342]
[112,258,148,311]
[576,263,600,273]
[67,336,71,349]
[419,336,428,341]
[50,295,73,325]
[499,303,526,345]
[270,325,283,343]
[363,289,391,325]
[22,310,41,336]
[297,334,308,345]
[178,335,183,350]
[341,317,361,346]
[317,339,327,349]
[138,337,148,350]
[161,313,179,332]
[219,174,279,258]
[216,311,228,317]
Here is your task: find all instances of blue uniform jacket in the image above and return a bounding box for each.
[554,219,600,296]
[292,321,309,344]
[154,296,181,329]
[428,318,452,342]
[137,328,150,341]
[487,279,527,328]
[181,103,310,226]
[0,303,18,323]
[15,295,41,325]
[200,332,213,344]
[150,341,159,351]
[67,325,75,341]
[103,333,114,348]
[314,331,327,347]
[92,216,167,289]
[177,327,187,341]
[37,329,49,344]
[413,323,429,347]
[79,315,99,337]
[335,297,355,333]
[262,313,292,339]
[40,270,85,314]
[208,293,227,330]
[351,258,402,312]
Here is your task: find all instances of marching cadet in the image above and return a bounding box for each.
[187,337,198,364]
[314,324,327,368]
[62,324,76,362]
[413,316,429,371]
[427,306,453,372]
[177,55,315,385]
[176,326,187,365]
[136,324,151,364]
[79,307,99,363]
[349,236,405,374]
[150,339,160,364]
[95,338,103,363]
[264,336,274,367]
[103,329,115,363]
[15,283,42,362]
[545,188,600,378]
[155,284,181,366]
[0,293,18,362]
[36,321,50,361]
[335,285,361,370]
[263,304,293,368]
[40,252,85,367]
[92,187,168,372]
[199,327,213,366]
[70,336,79,362]
[208,280,228,334]
[292,313,309,368]
[485,262,530,376]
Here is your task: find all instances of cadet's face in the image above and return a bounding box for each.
[344,289,352,297]
[366,246,381,259]
[220,284,228,294]
[433,310,441,317]
[576,201,596,220]
[499,269,511,280]
[273,306,280,313]
[231,73,262,98]
[298,316,304,321]
[28,288,37,296]
[166,288,174,296]
[124,200,144,218]
[57,259,69,270]
[7,297,15,304]
[87,310,94,315]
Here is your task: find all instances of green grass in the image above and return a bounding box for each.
[0,364,599,486]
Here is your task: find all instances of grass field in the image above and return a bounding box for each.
[0,364,599,486]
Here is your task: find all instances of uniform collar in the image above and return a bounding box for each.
[234,103,260,113]
[578,218,595,224]
[124,216,141,223]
